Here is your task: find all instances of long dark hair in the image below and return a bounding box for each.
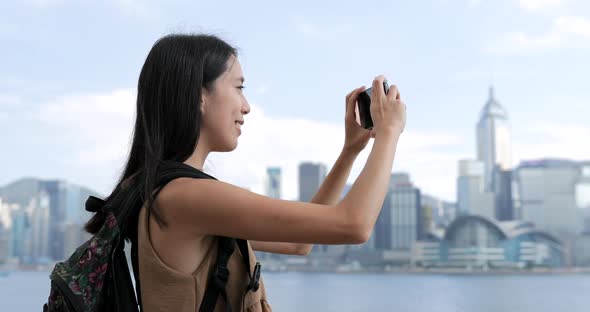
[85,33,237,235]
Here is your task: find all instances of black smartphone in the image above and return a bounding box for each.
[356,80,389,129]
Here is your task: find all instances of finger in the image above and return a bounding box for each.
[371,75,387,105]
[345,86,364,103]
[346,86,365,120]
[346,86,364,122]
[345,88,356,102]
[386,84,399,101]
[372,75,386,98]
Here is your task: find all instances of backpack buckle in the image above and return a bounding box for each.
[247,262,261,292]
[211,265,229,289]
[85,196,106,212]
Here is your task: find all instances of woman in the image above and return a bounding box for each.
[85,33,406,311]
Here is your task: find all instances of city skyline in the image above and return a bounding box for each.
[1,154,589,268]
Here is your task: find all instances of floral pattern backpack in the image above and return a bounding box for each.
[43,187,141,312]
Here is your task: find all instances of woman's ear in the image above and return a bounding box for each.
[200,87,208,115]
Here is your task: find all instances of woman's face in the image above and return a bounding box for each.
[200,55,250,152]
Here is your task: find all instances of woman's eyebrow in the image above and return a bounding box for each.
[236,76,245,83]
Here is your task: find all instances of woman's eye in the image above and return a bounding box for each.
[237,86,245,90]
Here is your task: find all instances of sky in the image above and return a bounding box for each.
[1,0,589,202]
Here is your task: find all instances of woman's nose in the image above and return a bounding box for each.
[242,100,251,115]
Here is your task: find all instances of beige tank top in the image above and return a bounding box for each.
[137,204,272,312]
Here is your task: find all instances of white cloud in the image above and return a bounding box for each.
[0,23,19,36]
[0,76,25,87]
[487,15,590,53]
[554,15,590,37]
[0,95,22,121]
[290,16,351,38]
[512,121,590,165]
[293,17,321,38]
[21,0,159,20]
[0,95,21,106]
[518,0,568,12]
[468,0,482,8]
[38,89,134,121]
[35,89,136,190]
[290,16,356,43]
[467,0,568,11]
[446,69,522,83]
[255,84,270,95]
[23,0,65,8]
[111,0,160,21]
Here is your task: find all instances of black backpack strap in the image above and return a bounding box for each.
[199,237,236,312]
[111,242,140,312]
[131,238,142,311]
[236,239,261,293]
[122,161,216,226]
[155,160,218,192]
[115,186,143,312]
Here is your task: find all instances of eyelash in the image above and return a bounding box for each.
[237,86,246,90]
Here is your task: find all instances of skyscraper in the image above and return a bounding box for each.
[421,194,456,228]
[298,162,327,202]
[576,162,590,231]
[476,86,512,192]
[456,159,495,218]
[0,222,8,263]
[373,173,423,250]
[26,191,51,263]
[3,202,27,260]
[265,167,282,199]
[298,162,327,253]
[512,159,583,238]
[492,164,514,221]
[40,180,67,261]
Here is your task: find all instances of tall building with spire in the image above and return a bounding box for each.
[476,86,512,192]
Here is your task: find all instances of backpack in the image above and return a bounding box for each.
[43,160,261,312]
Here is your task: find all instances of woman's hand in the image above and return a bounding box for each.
[343,86,375,154]
[370,75,406,135]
